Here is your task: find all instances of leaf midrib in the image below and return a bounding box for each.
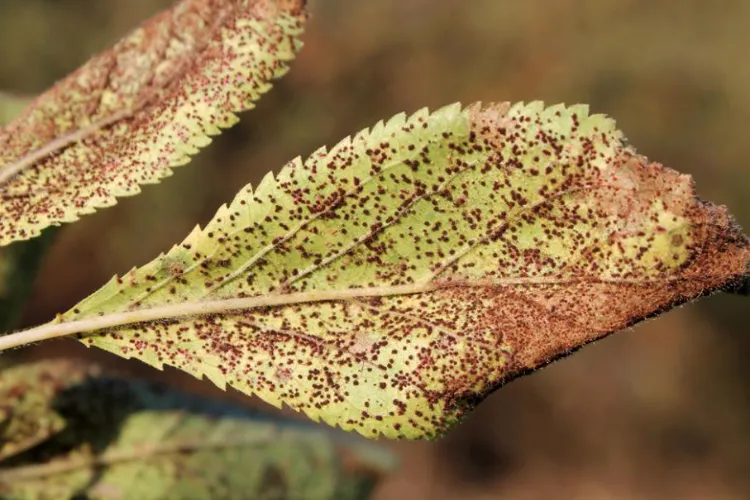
[0,4,255,189]
[0,273,709,354]
[0,110,132,187]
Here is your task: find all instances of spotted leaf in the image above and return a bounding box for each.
[0,361,394,500]
[0,0,307,246]
[10,102,749,439]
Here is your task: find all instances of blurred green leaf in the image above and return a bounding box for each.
[0,358,85,462]
[0,92,31,127]
[0,230,57,334]
[0,361,394,499]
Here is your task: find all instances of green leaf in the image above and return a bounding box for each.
[0,92,31,127]
[0,361,394,500]
[4,102,748,439]
[0,0,307,246]
[0,360,87,462]
[0,231,58,333]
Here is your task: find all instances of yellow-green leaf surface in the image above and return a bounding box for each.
[26,102,750,439]
[0,0,306,246]
[0,92,31,127]
[0,361,394,500]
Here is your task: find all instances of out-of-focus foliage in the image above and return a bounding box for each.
[0,92,30,126]
[0,361,394,500]
[0,232,55,333]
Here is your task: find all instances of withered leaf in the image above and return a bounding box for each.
[4,102,748,439]
[0,361,394,500]
[0,0,307,246]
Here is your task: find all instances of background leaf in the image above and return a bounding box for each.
[0,360,394,500]
[0,0,307,246]
[0,359,86,462]
[0,231,58,334]
[0,92,31,127]
[19,101,750,440]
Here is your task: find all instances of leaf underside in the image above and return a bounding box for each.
[0,361,393,500]
[57,101,749,439]
[0,0,306,246]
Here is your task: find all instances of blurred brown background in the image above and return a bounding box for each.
[2,0,750,498]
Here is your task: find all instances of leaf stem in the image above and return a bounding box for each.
[0,283,433,352]
[0,273,728,353]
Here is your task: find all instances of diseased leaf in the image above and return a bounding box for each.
[0,361,394,500]
[0,0,307,246]
[8,102,749,439]
[0,92,31,127]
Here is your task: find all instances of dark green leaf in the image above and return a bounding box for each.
[0,361,394,499]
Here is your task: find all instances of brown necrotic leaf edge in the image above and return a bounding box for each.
[449,193,749,414]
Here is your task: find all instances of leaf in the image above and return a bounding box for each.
[0,361,87,462]
[0,0,307,247]
[0,231,58,333]
[6,102,749,439]
[0,361,394,500]
[0,92,31,127]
